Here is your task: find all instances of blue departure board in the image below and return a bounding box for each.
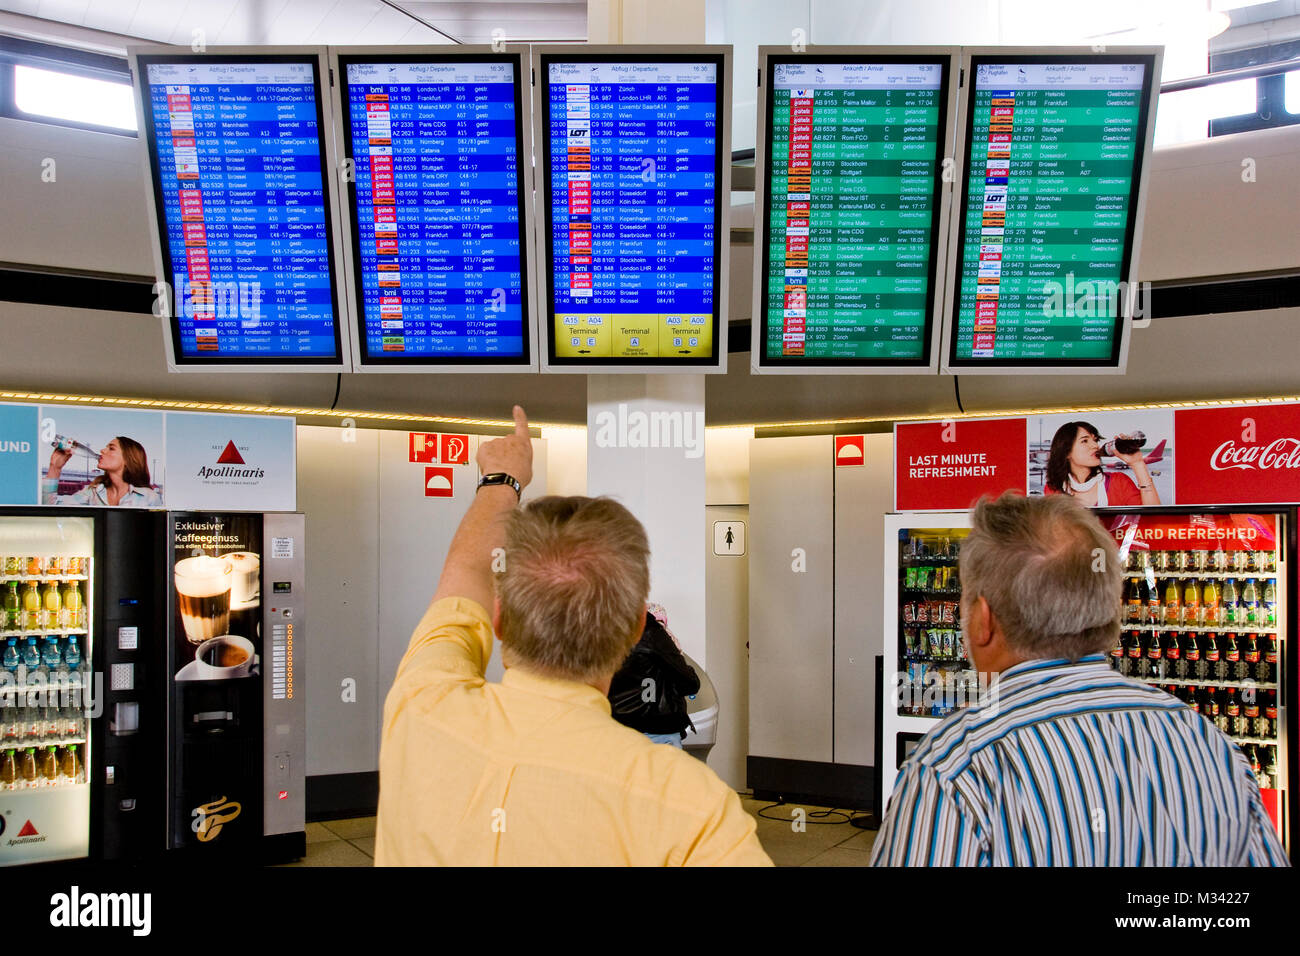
[137,54,344,365]
[338,55,532,365]
[539,53,726,367]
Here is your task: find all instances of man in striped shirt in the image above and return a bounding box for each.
[873,492,1289,867]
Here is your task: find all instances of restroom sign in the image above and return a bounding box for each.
[712,520,745,556]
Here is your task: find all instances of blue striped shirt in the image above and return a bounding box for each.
[872,655,1290,867]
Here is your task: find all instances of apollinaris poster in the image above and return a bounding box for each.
[0,401,294,512]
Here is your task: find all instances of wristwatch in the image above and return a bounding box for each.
[477,472,522,501]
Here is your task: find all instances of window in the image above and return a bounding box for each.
[0,35,136,136]
[13,64,136,131]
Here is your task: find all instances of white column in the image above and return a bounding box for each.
[588,375,707,665]
[582,0,711,667]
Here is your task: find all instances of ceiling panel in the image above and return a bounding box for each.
[5,0,587,43]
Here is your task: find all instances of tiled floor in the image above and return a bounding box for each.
[277,796,875,867]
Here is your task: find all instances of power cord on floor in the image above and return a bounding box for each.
[755,801,853,825]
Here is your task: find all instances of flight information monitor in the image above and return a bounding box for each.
[336,51,534,368]
[134,51,347,368]
[945,52,1158,371]
[756,51,955,371]
[537,48,729,371]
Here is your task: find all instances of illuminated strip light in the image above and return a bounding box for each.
[749,395,1300,431]
[0,390,519,430]
[6,389,1300,434]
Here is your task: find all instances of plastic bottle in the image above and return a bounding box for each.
[40,580,60,630]
[63,744,81,784]
[0,748,15,790]
[3,581,19,629]
[39,745,58,786]
[22,581,41,631]
[2,637,18,672]
[18,747,36,788]
[60,580,82,630]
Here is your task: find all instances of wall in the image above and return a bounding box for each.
[747,434,834,762]
[296,424,547,783]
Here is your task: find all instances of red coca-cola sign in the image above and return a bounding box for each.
[1176,404,1300,504]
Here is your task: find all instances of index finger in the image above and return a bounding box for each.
[513,404,529,438]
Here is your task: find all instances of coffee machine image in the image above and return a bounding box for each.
[167,512,304,860]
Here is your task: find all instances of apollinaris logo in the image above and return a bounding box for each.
[197,440,264,480]
[49,886,152,936]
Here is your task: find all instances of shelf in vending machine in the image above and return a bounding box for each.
[0,575,90,583]
[1130,571,1277,580]
[1140,676,1277,690]
[901,586,962,597]
[901,556,960,567]
[1127,623,1277,634]
[0,628,89,638]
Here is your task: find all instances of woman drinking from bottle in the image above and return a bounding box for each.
[1043,421,1161,507]
[43,436,163,507]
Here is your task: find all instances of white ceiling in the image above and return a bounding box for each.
[0,0,586,45]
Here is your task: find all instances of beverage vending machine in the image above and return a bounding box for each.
[880,513,975,806]
[0,509,166,866]
[881,507,1292,857]
[0,508,306,866]
[1102,508,1290,849]
[167,512,305,860]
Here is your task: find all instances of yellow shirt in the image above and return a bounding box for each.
[375,597,772,866]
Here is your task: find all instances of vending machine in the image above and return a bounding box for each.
[0,508,306,866]
[880,513,974,806]
[0,508,166,866]
[166,512,305,861]
[881,507,1292,856]
[1100,507,1290,849]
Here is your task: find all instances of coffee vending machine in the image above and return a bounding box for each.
[166,512,305,861]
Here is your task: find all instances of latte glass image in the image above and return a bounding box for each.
[174,556,232,646]
[226,551,260,607]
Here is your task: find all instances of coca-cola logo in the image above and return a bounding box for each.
[1209,438,1300,471]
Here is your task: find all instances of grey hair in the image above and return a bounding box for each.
[960,491,1122,661]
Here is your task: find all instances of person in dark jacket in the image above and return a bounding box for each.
[607,604,700,747]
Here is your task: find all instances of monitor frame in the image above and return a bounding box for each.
[751,46,960,375]
[532,44,732,375]
[939,45,1163,376]
[130,45,353,373]
[330,45,540,373]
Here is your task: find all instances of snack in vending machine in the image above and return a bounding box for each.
[903,601,916,624]
[903,627,921,657]
[927,628,944,658]
[904,566,917,589]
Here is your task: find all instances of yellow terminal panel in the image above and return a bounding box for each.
[554,314,612,357]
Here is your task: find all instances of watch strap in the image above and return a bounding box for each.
[477,472,522,500]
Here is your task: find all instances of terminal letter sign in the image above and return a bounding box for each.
[895,418,1026,511]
